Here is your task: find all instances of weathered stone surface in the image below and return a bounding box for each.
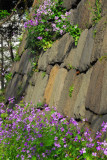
[66,9,78,25]
[29,72,48,106]
[85,60,107,114]
[49,68,68,109]
[66,74,83,119]
[18,50,32,75]
[89,114,107,141]
[55,69,76,115]
[63,29,88,70]
[100,61,107,113]
[5,74,23,103]
[75,0,96,29]
[46,65,53,75]
[62,0,81,10]
[18,31,28,56]
[23,85,34,104]
[73,68,93,119]
[101,0,107,17]
[38,33,74,71]
[79,28,94,71]
[91,16,107,62]
[44,65,60,104]
[72,29,88,69]
[63,48,76,69]
[10,61,20,75]
[29,72,38,86]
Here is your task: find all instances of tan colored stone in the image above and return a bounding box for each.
[44,65,60,104]
[49,68,68,109]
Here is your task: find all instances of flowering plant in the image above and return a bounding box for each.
[24,0,81,53]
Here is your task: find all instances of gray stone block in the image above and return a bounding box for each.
[38,33,74,71]
[30,72,49,106]
[85,60,107,114]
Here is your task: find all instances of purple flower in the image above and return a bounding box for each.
[64,144,67,148]
[55,16,59,20]
[96,146,101,151]
[92,152,97,156]
[42,153,45,157]
[45,107,50,111]
[80,148,86,154]
[37,36,43,40]
[54,142,61,148]
[38,134,42,138]
[60,127,64,132]
[54,136,58,140]
[24,142,28,146]
[104,148,107,155]
[40,143,43,146]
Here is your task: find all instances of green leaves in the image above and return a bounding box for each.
[0,10,10,20]
[69,85,74,97]
[4,72,12,83]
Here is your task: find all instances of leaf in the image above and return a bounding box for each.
[31,156,37,160]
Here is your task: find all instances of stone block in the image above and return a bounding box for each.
[30,72,48,106]
[76,0,96,29]
[91,15,107,62]
[55,69,76,116]
[10,61,20,75]
[101,0,107,17]
[73,67,93,119]
[64,29,88,70]
[85,60,107,114]
[66,9,78,25]
[44,65,60,104]
[18,49,32,75]
[38,33,74,71]
[49,68,68,109]
[66,74,83,120]
[62,0,81,10]
[79,28,94,71]
[5,74,23,103]
[46,65,53,75]
[18,31,28,56]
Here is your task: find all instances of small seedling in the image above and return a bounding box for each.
[93,30,97,38]
[69,85,74,97]
[42,72,46,78]
[67,64,75,70]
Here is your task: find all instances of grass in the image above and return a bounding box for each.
[0,99,107,160]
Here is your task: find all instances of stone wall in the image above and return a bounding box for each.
[5,0,107,140]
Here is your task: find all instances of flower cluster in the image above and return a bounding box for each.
[0,99,107,159]
[24,0,81,53]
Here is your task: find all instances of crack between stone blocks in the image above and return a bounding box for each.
[76,59,98,75]
[85,107,107,116]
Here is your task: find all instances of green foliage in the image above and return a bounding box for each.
[90,0,102,26]
[25,10,30,20]
[67,64,75,70]
[0,10,10,20]
[36,101,44,108]
[99,55,107,62]
[0,102,107,159]
[29,57,39,73]
[42,72,46,78]
[4,72,12,84]
[14,53,21,62]
[25,0,81,54]
[93,29,97,38]
[69,85,74,97]
[0,89,5,103]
